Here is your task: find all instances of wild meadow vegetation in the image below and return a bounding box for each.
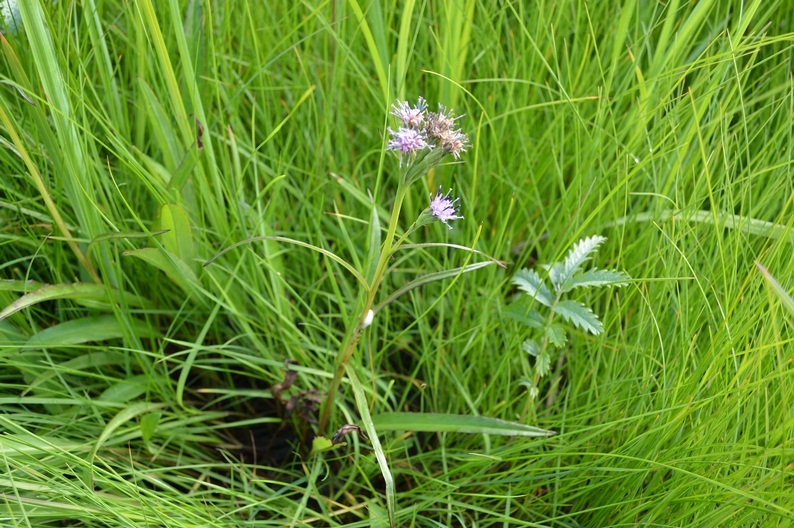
[1,1,793,526]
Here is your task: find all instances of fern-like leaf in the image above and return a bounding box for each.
[561,268,630,293]
[505,305,545,329]
[551,299,603,335]
[545,324,567,348]
[522,340,539,357]
[512,268,553,307]
[535,351,551,377]
[554,236,607,292]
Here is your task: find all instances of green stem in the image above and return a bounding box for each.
[520,292,562,423]
[318,184,409,436]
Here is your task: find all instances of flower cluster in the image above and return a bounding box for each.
[387,97,469,230]
[387,97,469,164]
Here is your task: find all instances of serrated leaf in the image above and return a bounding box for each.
[548,262,566,292]
[557,236,607,289]
[505,305,544,329]
[512,268,553,307]
[522,340,539,357]
[562,268,630,293]
[545,325,567,348]
[552,299,603,335]
[535,351,551,377]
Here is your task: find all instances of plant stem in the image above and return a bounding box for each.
[318,184,409,436]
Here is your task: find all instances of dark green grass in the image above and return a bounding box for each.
[1,0,793,526]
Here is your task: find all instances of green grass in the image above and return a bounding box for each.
[1,0,793,526]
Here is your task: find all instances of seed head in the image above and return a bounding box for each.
[425,104,468,159]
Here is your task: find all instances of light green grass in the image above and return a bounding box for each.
[1,0,793,526]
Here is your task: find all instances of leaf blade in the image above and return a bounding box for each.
[371,412,556,437]
[552,299,603,335]
[512,268,553,307]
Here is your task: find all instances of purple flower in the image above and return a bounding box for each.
[391,97,427,128]
[429,188,463,229]
[387,126,429,164]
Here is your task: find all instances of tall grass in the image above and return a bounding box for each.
[1,0,792,526]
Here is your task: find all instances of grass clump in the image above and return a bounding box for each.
[1,1,793,526]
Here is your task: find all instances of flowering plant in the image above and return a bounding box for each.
[207,98,553,527]
[318,97,480,433]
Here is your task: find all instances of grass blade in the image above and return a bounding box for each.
[371,412,556,438]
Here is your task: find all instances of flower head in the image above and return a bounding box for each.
[391,97,427,128]
[429,188,463,229]
[425,104,469,159]
[387,126,429,165]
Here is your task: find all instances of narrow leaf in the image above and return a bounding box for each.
[512,268,553,307]
[86,229,169,268]
[0,283,142,322]
[345,365,396,527]
[374,261,497,313]
[365,204,382,283]
[552,299,603,335]
[24,316,157,349]
[756,261,794,317]
[371,412,556,437]
[204,235,367,288]
[89,401,167,487]
[123,247,201,298]
[26,351,127,394]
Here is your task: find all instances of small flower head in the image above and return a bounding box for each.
[429,188,463,229]
[387,126,429,165]
[424,104,469,159]
[391,97,427,128]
